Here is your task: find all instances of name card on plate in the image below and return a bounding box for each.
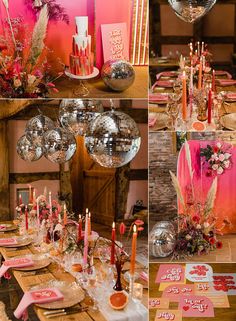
[4,258,33,267]
[101,23,129,62]
[179,295,214,317]
[0,238,17,246]
[149,298,170,309]
[155,309,182,321]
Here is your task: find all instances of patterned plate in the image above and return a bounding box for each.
[32,280,85,309]
[13,254,51,271]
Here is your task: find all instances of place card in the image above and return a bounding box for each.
[186,264,213,282]
[0,238,17,246]
[149,298,170,309]
[155,309,182,321]
[162,284,194,302]
[156,264,186,291]
[194,283,230,308]
[179,295,214,317]
[212,274,236,295]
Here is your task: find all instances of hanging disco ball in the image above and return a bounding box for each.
[101,60,135,92]
[25,115,54,144]
[59,99,104,136]
[149,221,176,258]
[43,128,77,164]
[168,0,217,23]
[17,135,44,162]
[85,110,141,168]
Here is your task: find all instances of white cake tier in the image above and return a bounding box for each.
[75,16,88,37]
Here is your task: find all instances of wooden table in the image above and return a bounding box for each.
[0,228,147,321]
[149,263,236,321]
[51,66,148,99]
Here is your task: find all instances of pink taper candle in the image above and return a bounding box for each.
[78,214,82,241]
[198,57,203,90]
[208,88,212,124]
[88,212,91,236]
[212,69,216,92]
[182,70,187,121]
[83,214,88,266]
[130,225,137,275]
[110,222,116,265]
[25,206,28,231]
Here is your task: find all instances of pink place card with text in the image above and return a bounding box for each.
[0,238,17,246]
[156,264,185,284]
[186,264,213,282]
[155,309,182,321]
[101,22,129,62]
[162,284,195,302]
[194,282,230,308]
[31,289,59,301]
[149,298,170,309]
[179,295,214,317]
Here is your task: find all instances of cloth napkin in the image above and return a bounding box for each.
[99,298,148,321]
[0,258,34,278]
[217,79,236,86]
[139,272,148,283]
[148,115,157,128]
[156,71,178,80]
[215,70,232,79]
[225,93,236,101]
[149,93,168,102]
[14,288,64,319]
[152,80,174,91]
[0,238,17,246]
[0,225,7,230]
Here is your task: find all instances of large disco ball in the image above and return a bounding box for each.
[149,221,176,258]
[85,110,141,168]
[101,60,135,92]
[168,0,217,23]
[17,135,44,162]
[25,115,54,144]
[59,99,104,136]
[44,128,77,163]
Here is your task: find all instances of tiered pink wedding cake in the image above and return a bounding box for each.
[70,16,94,76]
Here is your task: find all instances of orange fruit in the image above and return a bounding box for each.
[109,292,129,310]
[192,121,205,131]
[71,263,83,273]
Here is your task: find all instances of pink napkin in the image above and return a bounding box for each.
[0,225,7,230]
[152,80,174,91]
[149,115,157,127]
[0,258,34,278]
[149,93,169,102]
[156,71,178,80]
[14,288,64,319]
[217,79,236,87]
[225,93,236,100]
[215,70,232,79]
[0,238,17,246]
[139,271,148,282]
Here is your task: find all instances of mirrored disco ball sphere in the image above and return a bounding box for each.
[17,135,44,162]
[44,128,77,164]
[149,222,176,258]
[25,115,54,144]
[85,110,141,168]
[101,60,135,92]
[59,99,104,136]
[168,0,216,23]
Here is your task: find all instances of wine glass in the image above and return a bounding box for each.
[166,101,180,130]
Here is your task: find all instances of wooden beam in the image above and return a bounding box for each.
[128,169,148,181]
[0,120,10,220]
[9,172,60,184]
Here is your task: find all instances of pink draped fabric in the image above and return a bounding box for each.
[177,140,236,234]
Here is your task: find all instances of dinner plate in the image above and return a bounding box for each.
[13,254,51,271]
[0,223,18,232]
[220,113,236,130]
[1,236,32,248]
[32,280,85,309]
[149,113,169,131]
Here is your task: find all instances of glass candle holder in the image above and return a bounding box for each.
[132,283,143,303]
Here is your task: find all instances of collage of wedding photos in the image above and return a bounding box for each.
[0,0,235,320]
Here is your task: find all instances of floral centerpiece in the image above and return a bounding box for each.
[0,0,61,97]
[169,141,231,260]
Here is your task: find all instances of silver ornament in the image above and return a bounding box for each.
[149,222,176,258]
[25,115,54,144]
[85,110,141,168]
[101,60,135,92]
[17,135,44,162]
[168,0,216,23]
[44,128,77,164]
[59,99,103,136]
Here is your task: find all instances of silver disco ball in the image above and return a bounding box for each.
[44,128,77,163]
[168,0,216,23]
[17,135,44,162]
[85,110,141,168]
[149,221,176,258]
[59,99,104,136]
[101,60,135,92]
[25,115,54,144]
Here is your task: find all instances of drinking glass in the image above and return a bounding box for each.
[132,283,143,303]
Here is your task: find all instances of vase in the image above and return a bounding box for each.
[113,260,123,291]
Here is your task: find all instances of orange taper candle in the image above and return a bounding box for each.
[182,70,187,121]
[130,225,137,275]
[63,204,67,226]
[88,212,91,235]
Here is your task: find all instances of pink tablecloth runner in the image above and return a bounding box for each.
[177,140,236,234]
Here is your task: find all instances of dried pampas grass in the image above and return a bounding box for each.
[169,170,185,207]
[204,177,218,217]
[29,4,49,66]
[2,0,8,9]
[184,140,194,180]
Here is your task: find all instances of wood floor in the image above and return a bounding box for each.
[149,263,236,321]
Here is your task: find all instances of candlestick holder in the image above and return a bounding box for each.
[129,274,135,298]
[113,260,123,292]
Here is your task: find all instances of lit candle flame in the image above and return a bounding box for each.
[133,224,137,233]
[112,222,115,229]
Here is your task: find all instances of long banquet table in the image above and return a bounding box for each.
[0,223,148,321]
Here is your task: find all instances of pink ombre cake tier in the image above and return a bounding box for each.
[70,53,94,76]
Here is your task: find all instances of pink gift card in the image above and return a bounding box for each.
[179,295,214,317]
[162,284,194,302]
[155,309,182,321]
[186,264,213,282]
[156,264,185,284]
[149,298,170,309]
[212,274,236,295]
[101,23,129,62]
[0,238,17,246]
